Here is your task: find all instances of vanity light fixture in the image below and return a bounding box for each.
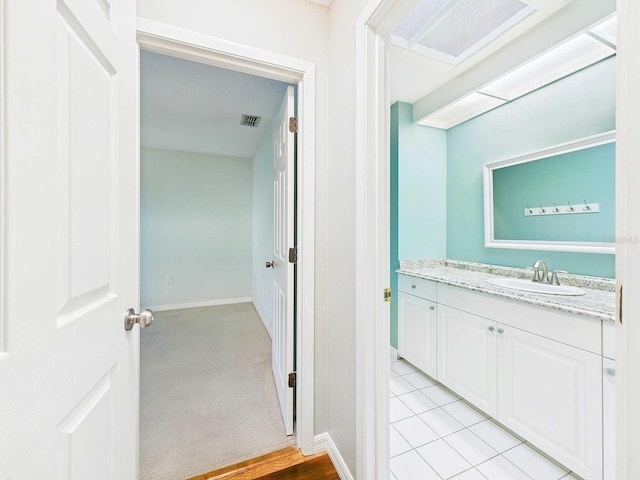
[418,92,506,129]
[479,33,615,101]
[416,14,618,129]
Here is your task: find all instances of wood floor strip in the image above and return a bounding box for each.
[255,455,340,480]
[186,446,338,480]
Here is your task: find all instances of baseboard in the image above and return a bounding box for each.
[313,433,354,480]
[252,300,273,339]
[143,297,253,312]
[390,346,401,360]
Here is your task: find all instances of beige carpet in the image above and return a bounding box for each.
[140,303,295,480]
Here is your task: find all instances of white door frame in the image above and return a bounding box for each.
[136,18,316,455]
[355,1,640,479]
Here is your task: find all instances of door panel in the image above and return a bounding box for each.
[437,305,497,416]
[272,86,295,436]
[398,292,437,377]
[0,0,138,477]
[497,325,602,479]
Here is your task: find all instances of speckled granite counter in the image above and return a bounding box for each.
[397,259,615,322]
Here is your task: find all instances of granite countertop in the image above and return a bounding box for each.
[397,259,615,322]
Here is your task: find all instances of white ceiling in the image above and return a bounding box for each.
[140,51,291,158]
[390,0,572,104]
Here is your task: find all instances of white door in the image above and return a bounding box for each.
[0,0,139,478]
[271,86,295,435]
[437,305,497,416]
[398,292,437,378]
[496,325,602,479]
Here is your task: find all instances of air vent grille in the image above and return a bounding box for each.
[240,114,262,128]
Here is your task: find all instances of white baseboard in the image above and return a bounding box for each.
[143,297,253,312]
[314,433,354,480]
[252,300,273,339]
[390,345,401,360]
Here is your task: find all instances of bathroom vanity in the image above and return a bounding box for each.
[396,260,615,480]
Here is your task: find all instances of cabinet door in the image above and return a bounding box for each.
[398,292,437,377]
[497,326,602,480]
[437,305,497,416]
[603,358,615,480]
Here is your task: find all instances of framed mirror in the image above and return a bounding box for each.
[483,131,616,254]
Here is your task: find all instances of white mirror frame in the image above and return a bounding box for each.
[483,130,616,254]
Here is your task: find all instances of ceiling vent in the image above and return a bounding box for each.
[240,114,262,128]
[392,0,535,65]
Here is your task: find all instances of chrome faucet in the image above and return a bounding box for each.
[532,260,548,283]
[532,260,568,285]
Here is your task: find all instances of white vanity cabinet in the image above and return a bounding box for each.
[397,276,437,377]
[437,305,497,417]
[496,325,602,480]
[396,273,609,480]
[603,358,616,480]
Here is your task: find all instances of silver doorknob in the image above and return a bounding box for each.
[124,308,154,331]
[265,261,274,268]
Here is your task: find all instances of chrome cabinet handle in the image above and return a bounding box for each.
[497,328,505,335]
[429,306,435,311]
[265,261,274,268]
[488,326,495,332]
[604,367,616,377]
[411,285,417,289]
[124,308,153,331]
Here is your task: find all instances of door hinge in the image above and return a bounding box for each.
[288,247,297,264]
[289,117,298,133]
[384,288,392,302]
[288,372,296,388]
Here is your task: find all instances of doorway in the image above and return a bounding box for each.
[354,0,633,478]
[136,19,317,478]
[138,50,298,479]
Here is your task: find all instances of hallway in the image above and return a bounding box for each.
[140,304,295,480]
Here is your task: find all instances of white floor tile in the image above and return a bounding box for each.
[443,400,488,427]
[393,416,439,448]
[451,468,490,480]
[477,455,531,480]
[445,428,498,466]
[391,369,400,378]
[403,371,437,389]
[503,444,568,480]
[390,376,417,396]
[421,384,461,406]
[391,360,418,376]
[390,397,415,423]
[419,408,465,437]
[468,420,523,453]
[391,450,441,480]
[417,439,472,479]
[397,390,438,415]
[561,474,581,479]
[391,425,413,457]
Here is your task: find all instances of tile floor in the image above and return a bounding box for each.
[389,356,582,480]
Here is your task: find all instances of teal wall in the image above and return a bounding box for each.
[390,102,447,348]
[141,148,253,307]
[447,57,616,278]
[493,142,615,242]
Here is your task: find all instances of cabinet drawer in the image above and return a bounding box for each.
[438,284,601,355]
[398,275,436,301]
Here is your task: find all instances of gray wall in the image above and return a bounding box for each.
[252,118,276,336]
[141,148,252,308]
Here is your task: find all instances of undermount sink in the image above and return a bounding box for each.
[486,278,586,296]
